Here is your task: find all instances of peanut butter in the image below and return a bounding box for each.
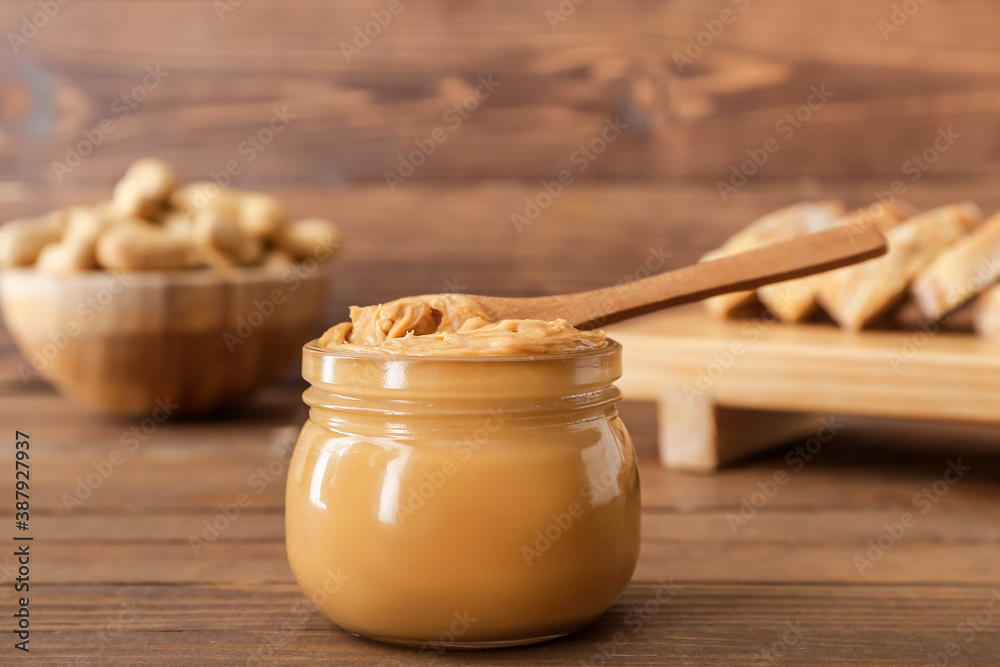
[285,335,640,647]
[318,294,607,356]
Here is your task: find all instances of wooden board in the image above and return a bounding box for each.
[609,307,1000,470]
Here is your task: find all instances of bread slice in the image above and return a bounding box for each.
[816,202,983,331]
[911,210,1000,320]
[757,201,915,322]
[701,201,845,318]
[974,284,1000,339]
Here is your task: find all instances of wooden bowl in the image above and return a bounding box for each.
[0,265,331,415]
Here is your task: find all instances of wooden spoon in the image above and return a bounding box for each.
[473,224,888,329]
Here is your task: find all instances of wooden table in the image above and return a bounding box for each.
[2,376,999,665]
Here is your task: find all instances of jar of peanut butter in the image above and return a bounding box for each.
[285,335,640,648]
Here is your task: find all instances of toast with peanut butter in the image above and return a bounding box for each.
[816,202,983,331]
[701,201,845,318]
[757,201,915,322]
[911,211,1000,320]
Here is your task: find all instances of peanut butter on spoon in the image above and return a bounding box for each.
[319,294,606,356]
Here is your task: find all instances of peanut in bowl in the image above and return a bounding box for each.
[0,157,340,415]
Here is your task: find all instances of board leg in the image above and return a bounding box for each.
[656,386,821,472]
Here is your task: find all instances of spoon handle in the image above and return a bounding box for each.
[476,223,888,328]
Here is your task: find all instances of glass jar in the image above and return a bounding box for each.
[285,339,640,648]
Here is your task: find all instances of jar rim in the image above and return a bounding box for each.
[302,337,621,362]
[301,338,623,402]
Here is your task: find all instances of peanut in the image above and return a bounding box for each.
[36,239,99,274]
[96,223,197,271]
[192,208,267,268]
[161,209,195,239]
[239,192,286,241]
[35,207,111,273]
[0,211,67,267]
[110,158,177,219]
[65,206,114,241]
[2,157,341,274]
[237,235,264,266]
[171,182,240,220]
[261,247,296,269]
[280,219,341,260]
[192,209,242,261]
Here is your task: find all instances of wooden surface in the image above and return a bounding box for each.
[609,307,1000,470]
[611,306,1000,421]
[1,380,999,665]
